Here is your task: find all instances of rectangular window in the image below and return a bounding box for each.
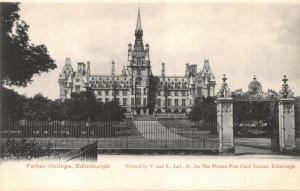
[157,91,161,96]
[136,88,141,96]
[136,98,141,105]
[168,91,171,96]
[182,91,186,96]
[105,90,109,96]
[98,90,101,95]
[116,90,119,96]
[182,99,186,107]
[175,99,178,106]
[98,98,102,102]
[175,91,178,96]
[76,79,80,82]
[123,98,127,106]
[105,98,109,103]
[123,90,127,96]
[144,88,146,95]
[116,98,120,104]
[168,99,171,106]
[131,89,134,95]
[131,98,134,105]
[143,98,147,105]
[157,99,161,106]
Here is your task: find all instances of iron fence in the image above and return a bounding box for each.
[0,119,219,150]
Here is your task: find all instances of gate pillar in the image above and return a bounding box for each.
[216,74,234,154]
[216,98,234,153]
[278,75,296,153]
[278,99,296,152]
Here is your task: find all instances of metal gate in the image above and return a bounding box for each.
[233,99,279,153]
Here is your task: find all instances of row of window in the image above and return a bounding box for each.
[96,90,128,96]
[96,88,149,96]
[156,99,187,107]
[157,90,188,96]
[95,97,191,107]
[97,98,147,106]
[91,77,127,81]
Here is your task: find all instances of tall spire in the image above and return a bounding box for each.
[136,7,142,31]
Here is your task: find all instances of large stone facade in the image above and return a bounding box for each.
[58,9,216,115]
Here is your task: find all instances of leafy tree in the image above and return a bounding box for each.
[64,88,126,121]
[95,100,126,121]
[189,97,217,122]
[231,88,273,122]
[22,93,51,120]
[231,88,244,99]
[64,88,98,121]
[48,99,66,121]
[0,2,56,87]
[0,86,26,120]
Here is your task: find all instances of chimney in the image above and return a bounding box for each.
[185,63,190,77]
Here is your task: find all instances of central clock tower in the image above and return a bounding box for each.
[127,8,151,115]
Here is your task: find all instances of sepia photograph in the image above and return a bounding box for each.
[0,0,300,190]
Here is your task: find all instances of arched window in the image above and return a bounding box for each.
[135,77,143,85]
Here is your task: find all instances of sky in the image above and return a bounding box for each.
[10,2,300,100]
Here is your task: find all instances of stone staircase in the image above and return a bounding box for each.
[133,120,190,141]
[133,115,156,121]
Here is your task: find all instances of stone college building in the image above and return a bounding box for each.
[58,9,216,115]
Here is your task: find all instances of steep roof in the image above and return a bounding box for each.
[135,8,142,31]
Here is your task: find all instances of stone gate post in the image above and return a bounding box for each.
[216,75,234,153]
[278,75,296,153]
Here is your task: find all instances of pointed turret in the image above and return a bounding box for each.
[134,8,143,43]
[135,8,142,32]
[122,64,127,76]
[161,63,165,79]
[111,60,115,76]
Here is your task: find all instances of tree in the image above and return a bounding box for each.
[97,100,126,121]
[0,3,56,87]
[22,93,51,120]
[64,88,98,121]
[48,99,66,121]
[189,97,217,122]
[64,88,126,121]
[0,86,26,120]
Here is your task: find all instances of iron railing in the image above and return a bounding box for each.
[0,119,219,150]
